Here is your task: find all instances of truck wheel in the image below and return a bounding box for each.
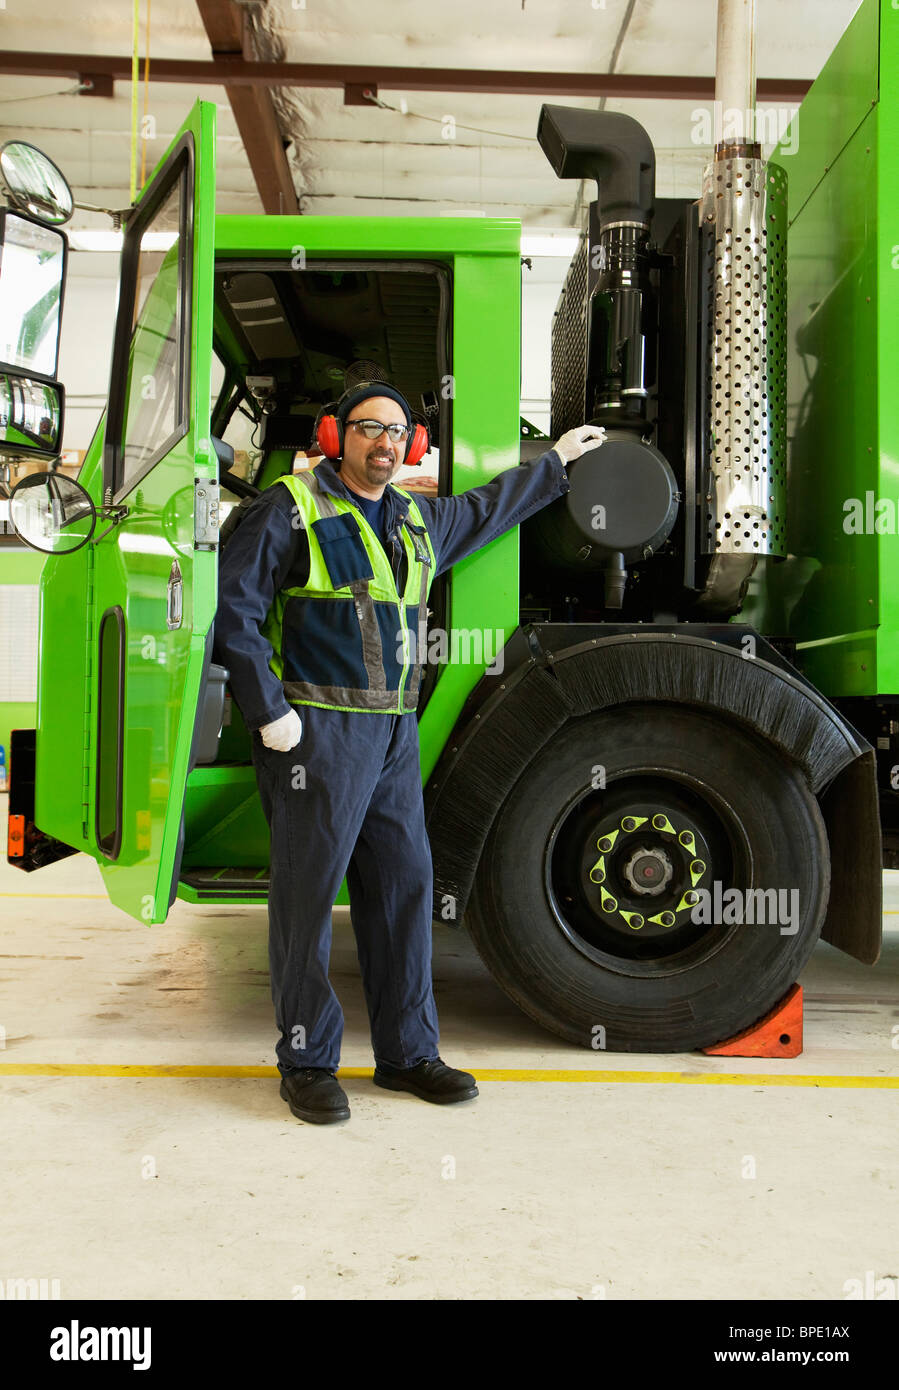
[465,702,830,1052]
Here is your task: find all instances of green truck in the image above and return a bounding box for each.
[5,0,896,1053]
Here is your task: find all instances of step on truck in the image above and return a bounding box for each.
[5,0,896,1051]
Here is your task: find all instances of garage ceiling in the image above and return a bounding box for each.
[0,0,862,230]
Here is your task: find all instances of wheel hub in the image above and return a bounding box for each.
[622,846,673,895]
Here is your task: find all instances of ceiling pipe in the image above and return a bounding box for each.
[0,51,811,104]
[714,0,760,155]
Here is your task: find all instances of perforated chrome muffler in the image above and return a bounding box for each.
[699,154,787,562]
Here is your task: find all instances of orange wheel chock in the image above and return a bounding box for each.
[701,983,803,1058]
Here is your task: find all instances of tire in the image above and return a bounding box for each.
[465,702,830,1052]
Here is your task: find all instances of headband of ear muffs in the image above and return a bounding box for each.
[314,382,431,466]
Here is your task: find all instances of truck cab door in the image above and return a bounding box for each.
[91,100,217,924]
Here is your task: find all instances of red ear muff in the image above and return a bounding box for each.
[405,422,430,466]
[317,414,342,459]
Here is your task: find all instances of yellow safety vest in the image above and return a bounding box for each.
[260,468,436,713]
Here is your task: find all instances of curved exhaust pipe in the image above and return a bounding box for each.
[537,104,655,228]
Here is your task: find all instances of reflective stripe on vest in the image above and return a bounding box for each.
[261,467,436,713]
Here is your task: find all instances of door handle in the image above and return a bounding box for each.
[166,560,183,630]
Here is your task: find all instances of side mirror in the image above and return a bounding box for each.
[0,374,63,458]
[9,470,96,553]
[0,141,73,226]
[0,211,68,382]
[0,142,74,464]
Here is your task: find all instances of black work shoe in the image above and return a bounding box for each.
[280,1068,350,1124]
[373,1056,478,1105]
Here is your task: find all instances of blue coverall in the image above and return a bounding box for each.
[214,447,570,1074]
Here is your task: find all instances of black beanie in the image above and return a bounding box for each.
[336,381,413,433]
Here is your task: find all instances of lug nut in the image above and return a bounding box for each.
[678,830,693,847]
[691,859,706,876]
[597,836,613,852]
[659,911,676,927]
[684,890,699,905]
[621,816,637,831]
[652,814,667,829]
[628,913,644,930]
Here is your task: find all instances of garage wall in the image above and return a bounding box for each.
[521,258,569,433]
[57,255,119,453]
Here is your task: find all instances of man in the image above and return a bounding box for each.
[214,381,604,1124]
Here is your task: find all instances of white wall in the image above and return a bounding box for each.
[57,253,119,454]
[520,256,571,435]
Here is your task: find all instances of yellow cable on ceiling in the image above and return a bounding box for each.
[140,0,152,189]
[129,0,139,201]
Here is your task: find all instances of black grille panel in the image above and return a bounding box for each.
[550,235,589,436]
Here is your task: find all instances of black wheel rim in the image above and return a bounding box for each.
[544,769,751,976]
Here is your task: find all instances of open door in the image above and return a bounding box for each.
[90,100,217,923]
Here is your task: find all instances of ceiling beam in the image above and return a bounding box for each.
[195,0,299,215]
[0,52,812,104]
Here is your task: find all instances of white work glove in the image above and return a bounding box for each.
[552,424,607,464]
[259,709,303,751]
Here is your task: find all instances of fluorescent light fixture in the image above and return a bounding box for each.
[68,229,178,252]
[521,232,580,258]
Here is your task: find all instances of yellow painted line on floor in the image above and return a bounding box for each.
[461,1069,899,1088]
[0,1063,896,1088]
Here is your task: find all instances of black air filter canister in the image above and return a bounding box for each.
[532,430,679,574]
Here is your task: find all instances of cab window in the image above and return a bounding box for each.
[104,135,192,503]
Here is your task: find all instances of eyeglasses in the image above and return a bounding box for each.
[348,418,412,443]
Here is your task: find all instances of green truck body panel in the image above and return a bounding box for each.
[0,546,44,762]
[745,0,899,697]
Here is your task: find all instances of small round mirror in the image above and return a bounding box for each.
[0,142,74,226]
[10,470,96,553]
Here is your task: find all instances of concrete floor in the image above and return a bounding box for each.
[1,810,897,1301]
